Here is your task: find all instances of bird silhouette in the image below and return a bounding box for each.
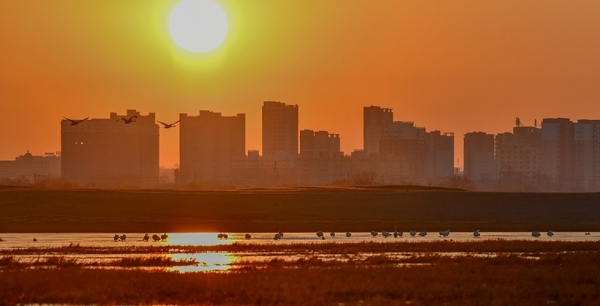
[64,117,89,126]
[157,120,180,129]
[116,115,138,124]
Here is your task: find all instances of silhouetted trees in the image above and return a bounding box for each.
[441,175,476,191]
[351,170,379,185]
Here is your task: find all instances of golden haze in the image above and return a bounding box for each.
[1,0,600,167]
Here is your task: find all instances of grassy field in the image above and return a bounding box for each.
[1,185,600,233]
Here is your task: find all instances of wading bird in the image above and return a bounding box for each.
[382,231,391,238]
[120,234,127,241]
[114,234,119,242]
[157,120,180,129]
[531,231,541,237]
[547,230,554,237]
[346,232,352,237]
[116,115,137,124]
[439,229,450,237]
[63,117,89,126]
[143,233,150,242]
[473,230,481,237]
[393,226,402,238]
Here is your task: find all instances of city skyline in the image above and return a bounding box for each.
[2,1,600,167]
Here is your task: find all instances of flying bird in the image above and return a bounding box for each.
[64,117,89,126]
[157,120,180,129]
[116,115,138,124]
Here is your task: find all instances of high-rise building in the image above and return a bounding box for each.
[426,131,454,180]
[464,132,496,182]
[300,130,341,158]
[363,106,393,153]
[541,118,574,189]
[61,109,159,186]
[262,101,299,159]
[496,126,542,177]
[574,119,600,191]
[179,110,245,184]
[379,121,427,180]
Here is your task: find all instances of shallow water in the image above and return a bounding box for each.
[0,231,597,249]
[1,232,596,272]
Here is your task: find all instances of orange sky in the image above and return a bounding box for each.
[1,0,600,168]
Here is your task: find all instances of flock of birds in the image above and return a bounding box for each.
[63,116,180,128]
[16,230,595,243]
[112,233,168,242]
[213,228,589,241]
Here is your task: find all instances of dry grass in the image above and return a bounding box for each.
[0,255,198,268]
[1,252,599,305]
[113,256,197,267]
[2,240,599,256]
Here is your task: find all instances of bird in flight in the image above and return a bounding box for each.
[116,115,138,124]
[63,117,89,126]
[157,120,180,129]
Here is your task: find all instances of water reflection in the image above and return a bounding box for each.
[168,252,236,273]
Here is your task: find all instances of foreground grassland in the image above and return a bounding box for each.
[1,186,600,232]
[1,241,599,305]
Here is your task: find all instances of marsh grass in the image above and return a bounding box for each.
[113,256,197,267]
[0,255,198,269]
[2,240,599,256]
[1,252,599,305]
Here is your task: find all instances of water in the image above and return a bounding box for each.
[1,232,596,272]
[0,231,597,248]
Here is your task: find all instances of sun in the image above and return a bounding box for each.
[168,0,228,53]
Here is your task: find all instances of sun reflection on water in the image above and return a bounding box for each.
[166,233,240,246]
[167,252,236,273]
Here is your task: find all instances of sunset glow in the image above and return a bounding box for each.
[1,1,600,168]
